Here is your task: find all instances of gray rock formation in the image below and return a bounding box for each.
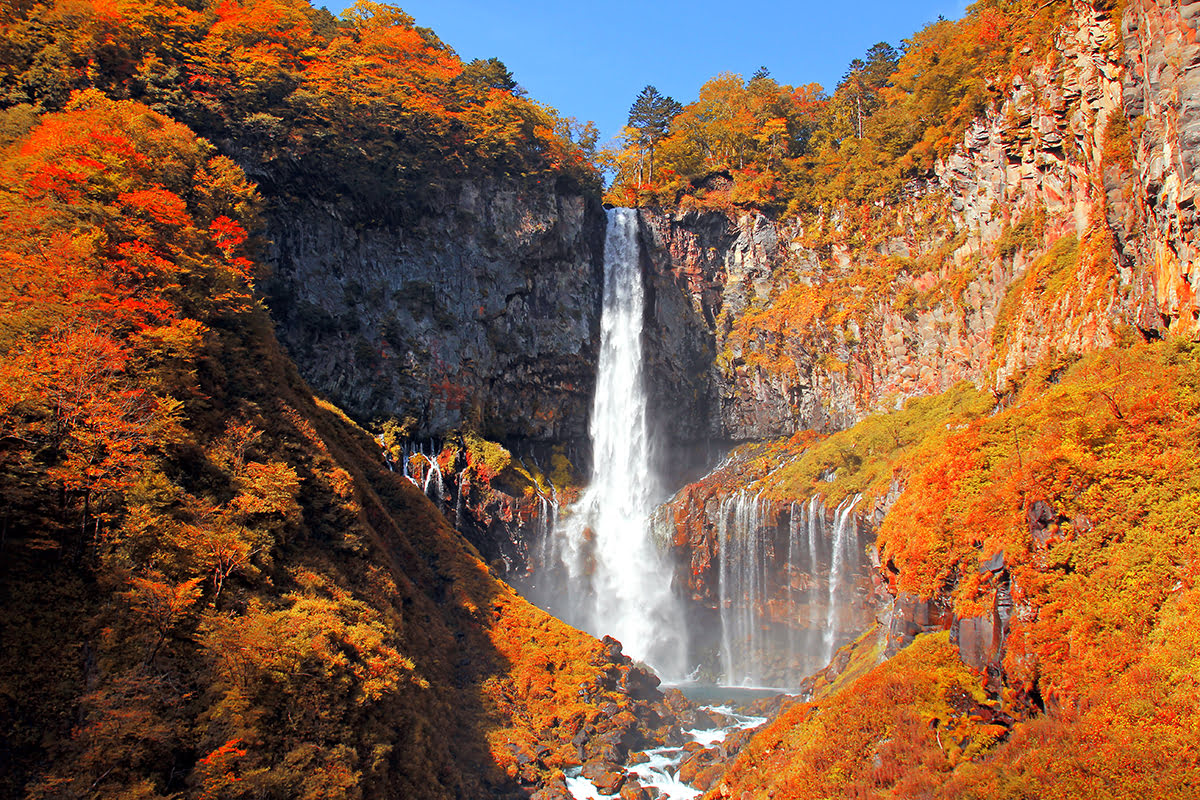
[264,178,605,445]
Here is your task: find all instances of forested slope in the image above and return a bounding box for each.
[0,5,666,797]
[3,0,1199,796]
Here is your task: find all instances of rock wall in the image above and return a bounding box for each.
[1122,0,1200,333]
[264,178,605,445]
[638,208,855,450]
[636,0,1200,459]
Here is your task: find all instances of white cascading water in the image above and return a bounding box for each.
[806,493,825,650]
[785,495,826,672]
[823,494,862,663]
[557,208,687,677]
[718,490,769,686]
[422,452,443,501]
[702,489,866,686]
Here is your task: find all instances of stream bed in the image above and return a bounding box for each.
[564,686,780,800]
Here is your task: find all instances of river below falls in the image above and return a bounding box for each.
[564,686,781,800]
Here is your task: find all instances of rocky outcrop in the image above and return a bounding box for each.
[1122,0,1200,333]
[635,0,1200,455]
[264,178,605,444]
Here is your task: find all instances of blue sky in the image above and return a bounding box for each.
[322,0,971,146]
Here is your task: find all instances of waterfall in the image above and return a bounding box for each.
[554,208,687,677]
[823,494,861,663]
[718,491,771,686]
[422,452,443,501]
[536,489,560,576]
[455,467,466,522]
[400,442,414,484]
[806,493,824,660]
[709,489,867,687]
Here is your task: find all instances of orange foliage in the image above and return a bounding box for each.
[712,633,1002,799]
[0,94,260,542]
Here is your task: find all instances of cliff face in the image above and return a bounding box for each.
[1122,0,1200,332]
[636,0,1200,707]
[264,178,606,445]
[638,208,843,449]
[637,0,1200,458]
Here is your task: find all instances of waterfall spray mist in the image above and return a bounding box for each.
[557,208,687,678]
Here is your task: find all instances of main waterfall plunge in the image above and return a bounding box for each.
[523,208,870,687]
[537,208,688,677]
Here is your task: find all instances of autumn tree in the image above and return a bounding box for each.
[0,0,601,224]
[609,71,827,208]
[457,57,521,95]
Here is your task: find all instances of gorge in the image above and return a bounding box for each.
[1,0,1199,798]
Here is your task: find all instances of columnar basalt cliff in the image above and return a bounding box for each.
[1122,0,1200,332]
[638,207,848,449]
[636,1,1199,463]
[264,179,606,444]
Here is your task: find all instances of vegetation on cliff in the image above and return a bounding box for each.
[666,381,991,536]
[710,633,1009,799]
[0,80,652,800]
[704,341,1200,798]
[607,0,1071,212]
[0,0,601,222]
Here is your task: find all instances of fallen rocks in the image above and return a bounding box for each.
[580,759,626,795]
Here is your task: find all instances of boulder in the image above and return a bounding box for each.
[580,760,626,796]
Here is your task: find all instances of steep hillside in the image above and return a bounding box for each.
[0,0,607,447]
[0,0,609,593]
[707,341,1200,798]
[0,89,671,800]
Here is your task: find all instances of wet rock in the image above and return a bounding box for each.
[954,614,998,672]
[690,763,729,794]
[677,746,719,784]
[619,779,653,800]
[823,648,852,683]
[979,550,1006,573]
[688,710,726,731]
[582,735,624,766]
[723,726,759,753]
[888,592,954,654]
[661,688,692,715]
[531,774,573,800]
[580,760,625,795]
[1027,499,1061,546]
[745,693,794,719]
[619,665,662,701]
[595,636,628,666]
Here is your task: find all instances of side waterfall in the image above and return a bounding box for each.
[824,494,862,664]
[555,208,687,677]
[709,492,865,687]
